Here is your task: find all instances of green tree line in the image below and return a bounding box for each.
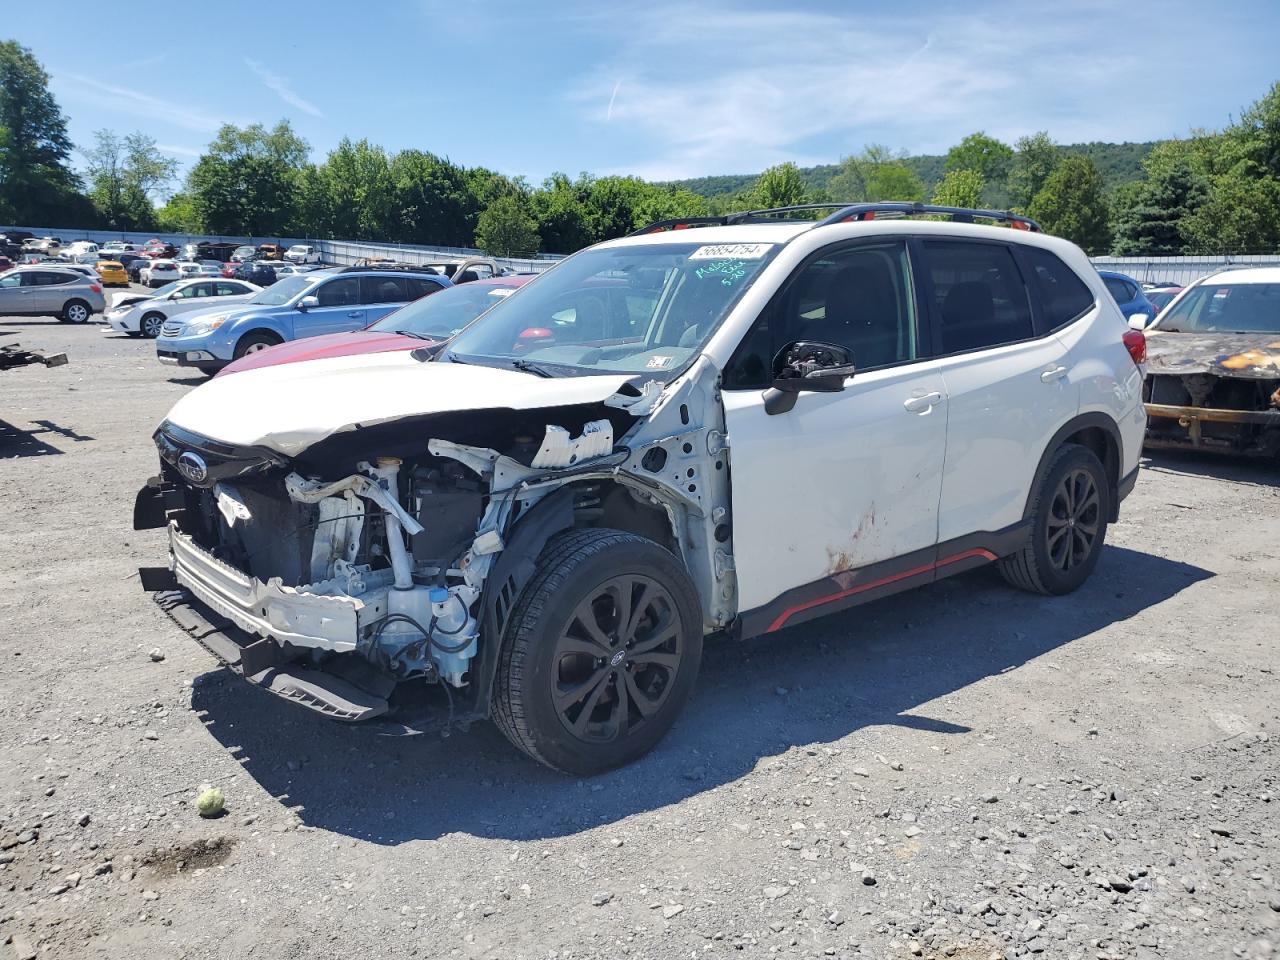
[2,40,1278,257]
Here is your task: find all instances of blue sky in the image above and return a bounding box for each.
[9,0,1279,186]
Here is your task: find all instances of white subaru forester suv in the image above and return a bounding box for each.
[135,203,1147,774]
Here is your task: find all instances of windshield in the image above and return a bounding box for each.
[445,242,778,376]
[1157,282,1280,334]
[250,274,316,306]
[370,282,522,338]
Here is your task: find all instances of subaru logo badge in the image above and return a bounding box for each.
[177,451,208,484]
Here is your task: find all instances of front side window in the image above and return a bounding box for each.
[446,241,778,377]
[925,241,1034,353]
[1157,282,1280,334]
[1022,248,1094,329]
[249,275,316,306]
[0,273,19,288]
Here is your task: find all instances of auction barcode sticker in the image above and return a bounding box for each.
[688,243,773,260]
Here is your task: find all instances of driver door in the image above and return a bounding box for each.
[721,240,950,634]
[302,277,365,336]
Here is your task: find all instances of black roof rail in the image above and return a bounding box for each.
[724,203,863,224]
[817,202,1041,231]
[626,216,733,237]
[336,263,431,273]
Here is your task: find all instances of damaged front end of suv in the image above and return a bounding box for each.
[135,357,734,724]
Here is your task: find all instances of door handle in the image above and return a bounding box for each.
[1040,365,1069,383]
[903,391,943,413]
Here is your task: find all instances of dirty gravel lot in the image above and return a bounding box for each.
[1,317,1277,960]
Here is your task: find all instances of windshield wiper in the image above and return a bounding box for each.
[510,358,555,378]
[392,330,436,340]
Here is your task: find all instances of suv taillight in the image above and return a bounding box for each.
[89,283,102,294]
[1122,329,1146,366]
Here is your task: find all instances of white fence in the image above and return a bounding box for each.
[1,224,563,275]
[1089,254,1280,286]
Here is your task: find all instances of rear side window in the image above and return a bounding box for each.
[316,277,359,307]
[361,275,409,304]
[1102,277,1134,304]
[1021,248,1095,329]
[924,241,1034,353]
[404,277,445,300]
[32,271,73,286]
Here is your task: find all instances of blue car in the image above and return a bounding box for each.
[1097,270,1157,326]
[156,267,451,375]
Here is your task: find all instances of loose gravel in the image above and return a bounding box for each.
[1,318,1277,960]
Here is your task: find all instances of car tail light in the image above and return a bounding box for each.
[90,283,102,294]
[1122,329,1146,366]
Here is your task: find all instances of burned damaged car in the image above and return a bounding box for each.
[1141,268,1280,456]
[135,204,1146,774]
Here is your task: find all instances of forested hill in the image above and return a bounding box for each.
[666,141,1158,199]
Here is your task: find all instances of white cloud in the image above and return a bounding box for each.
[567,1,1192,179]
[245,59,325,118]
[157,143,203,158]
[61,73,228,134]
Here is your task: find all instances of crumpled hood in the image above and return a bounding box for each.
[163,349,638,456]
[1145,331,1280,380]
[216,331,424,377]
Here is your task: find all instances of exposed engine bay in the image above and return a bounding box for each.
[134,358,736,724]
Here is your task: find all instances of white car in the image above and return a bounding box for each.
[136,202,1146,774]
[63,241,102,264]
[142,259,181,287]
[104,277,261,338]
[285,244,320,264]
[197,260,224,276]
[101,241,139,255]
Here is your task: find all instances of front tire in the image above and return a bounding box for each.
[999,444,1109,595]
[62,300,90,324]
[493,528,703,775]
[140,312,165,339]
[233,331,283,358]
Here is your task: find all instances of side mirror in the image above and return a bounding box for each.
[763,341,856,415]
[298,295,319,311]
[1128,313,1149,330]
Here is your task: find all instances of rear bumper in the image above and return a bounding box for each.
[1143,402,1280,456]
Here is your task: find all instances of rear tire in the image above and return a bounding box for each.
[140,312,165,339]
[999,444,1109,595]
[232,331,282,359]
[493,528,703,775]
[62,300,90,324]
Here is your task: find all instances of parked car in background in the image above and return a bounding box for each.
[101,241,138,256]
[177,262,204,281]
[142,259,182,287]
[218,274,530,375]
[230,245,257,263]
[230,261,278,286]
[23,237,61,256]
[1145,285,1183,314]
[0,231,35,258]
[1141,268,1280,457]
[142,240,178,259]
[284,244,320,264]
[156,266,450,374]
[268,263,315,279]
[1098,270,1157,324]
[104,277,261,338]
[257,243,285,261]
[0,265,105,322]
[137,202,1146,772]
[96,260,130,287]
[63,241,101,263]
[0,256,14,274]
[196,260,224,276]
[127,257,151,284]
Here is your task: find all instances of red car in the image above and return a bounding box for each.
[0,255,14,274]
[217,275,534,376]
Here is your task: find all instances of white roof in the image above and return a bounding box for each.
[1196,266,1280,285]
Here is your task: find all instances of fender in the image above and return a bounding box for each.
[470,488,576,716]
[227,313,292,343]
[1023,412,1124,523]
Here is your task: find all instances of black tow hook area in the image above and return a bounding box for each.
[133,476,185,530]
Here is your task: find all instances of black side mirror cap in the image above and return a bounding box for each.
[763,341,856,415]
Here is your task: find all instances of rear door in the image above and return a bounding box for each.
[359,275,412,325]
[920,238,1078,543]
[301,277,364,336]
[27,270,72,312]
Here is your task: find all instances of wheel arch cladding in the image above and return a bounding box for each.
[1024,413,1123,523]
